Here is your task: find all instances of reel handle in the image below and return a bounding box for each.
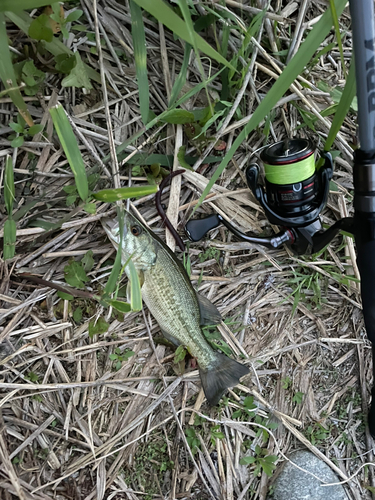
[185,214,221,241]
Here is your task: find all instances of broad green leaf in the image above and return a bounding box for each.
[61,52,92,89]
[130,0,149,125]
[55,53,76,74]
[28,13,53,42]
[93,185,158,202]
[131,0,235,71]
[0,12,33,126]
[89,316,109,338]
[28,124,44,135]
[239,456,256,465]
[66,10,83,23]
[50,104,89,202]
[128,259,142,311]
[9,122,23,133]
[4,156,15,215]
[159,109,195,124]
[73,307,83,322]
[5,10,100,84]
[11,135,24,148]
[194,0,348,211]
[3,218,16,260]
[106,299,132,313]
[83,202,96,214]
[63,260,89,288]
[82,250,94,272]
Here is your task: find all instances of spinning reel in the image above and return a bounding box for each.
[186,138,354,255]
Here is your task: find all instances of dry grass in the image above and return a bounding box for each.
[0,1,374,499]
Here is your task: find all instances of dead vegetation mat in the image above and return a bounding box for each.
[0,1,374,499]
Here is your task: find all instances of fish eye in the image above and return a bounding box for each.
[131,225,141,236]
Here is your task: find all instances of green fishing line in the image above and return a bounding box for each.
[264,154,315,185]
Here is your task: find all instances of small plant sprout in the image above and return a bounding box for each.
[109,348,135,371]
[240,445,278,477]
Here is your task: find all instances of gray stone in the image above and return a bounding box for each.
[271,450,349,500]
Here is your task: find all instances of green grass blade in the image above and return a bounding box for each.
[93,185,158,202]
[195,0,348,210]
[130,0,150,125]
[106,299,131,313]
[50,104,89,202]
[320,58,356,164]
[176,0,213,114]
[0,0,72,10]
[128,259,142,311]
[131,0,235,71]
[3,219,16,260]
[169,42,192,107]
[329,0,346,78]
[0,12,33,126]
[4,155,15,215]
[103,67,225,165]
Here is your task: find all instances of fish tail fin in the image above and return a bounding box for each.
[199,353,249,406]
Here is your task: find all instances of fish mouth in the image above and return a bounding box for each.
[101,217,127,241]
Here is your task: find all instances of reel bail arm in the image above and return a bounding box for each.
[186,139,351,255]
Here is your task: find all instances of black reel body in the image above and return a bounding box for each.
[185,139,354,255]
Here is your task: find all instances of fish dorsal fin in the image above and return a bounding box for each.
[196,293,222,325]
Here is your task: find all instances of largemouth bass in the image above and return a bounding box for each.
[102,211,249,405]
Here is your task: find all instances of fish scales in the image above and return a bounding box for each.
[102,211,249,405]
[141,246,215,370]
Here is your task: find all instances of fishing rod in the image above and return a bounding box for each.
[184,1,375,437]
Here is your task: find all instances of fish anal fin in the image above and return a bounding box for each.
[196,293,222,326]
[199,353,249,405]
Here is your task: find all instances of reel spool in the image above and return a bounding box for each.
[261,139,317,215]
[246,139,333,230]
[186,138,353,255]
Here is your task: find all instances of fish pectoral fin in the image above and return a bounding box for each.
[196,293,222,326]
[161,329,181,347]
[199,353,249,406]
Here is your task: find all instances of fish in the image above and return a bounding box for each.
[101,211,249,405]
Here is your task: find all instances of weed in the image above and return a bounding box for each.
[131,436,174,495]
[198,246,221,263]
[109,348,135,371]
[285,266,326,316]
[292,391,304,405]
[8,113,44,148]
[232,395,257,419]
[304,423,331,446]
[25,371,39,383]
[281,377,292,390]
[240,444,277,477]
[185,427,201,455]
[210,424,225,447]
